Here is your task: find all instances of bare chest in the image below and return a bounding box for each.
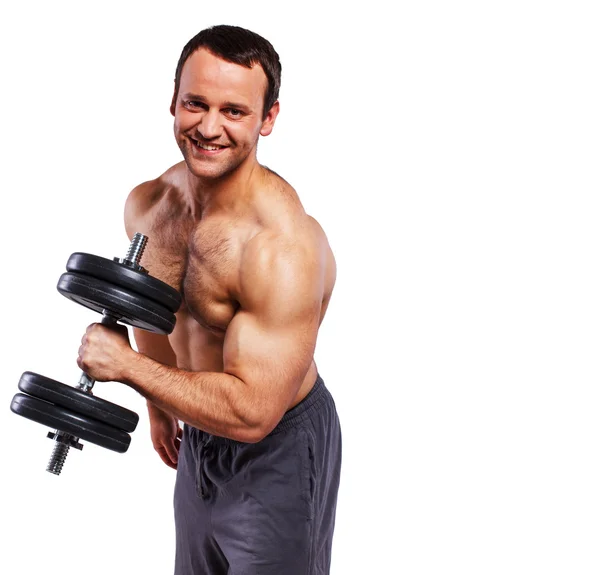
[142,224,242,333]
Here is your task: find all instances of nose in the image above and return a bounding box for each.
[196,108,222,140]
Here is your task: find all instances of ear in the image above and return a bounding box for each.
[260,101,280,137]
[170,82,177,116]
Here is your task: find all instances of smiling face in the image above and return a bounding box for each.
[171,48,279,180]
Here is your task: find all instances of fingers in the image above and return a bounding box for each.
[83,323,95,342]
[80,323,112,345]
[163,439,179,465]
[156,447,178,470]
[78,330,91,368]
[76,345,86,370]
[154,435,180,467]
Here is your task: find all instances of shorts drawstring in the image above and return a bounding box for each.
[196,436,218,499]
[196,437,208,499]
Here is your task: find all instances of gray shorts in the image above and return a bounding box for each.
[173,374,343,575]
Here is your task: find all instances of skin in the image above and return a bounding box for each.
[77,48,336,468]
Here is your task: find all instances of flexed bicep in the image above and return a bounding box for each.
[222,234,324,435]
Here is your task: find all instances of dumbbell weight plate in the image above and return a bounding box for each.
[57,272,176,334]
[66,253,182,313]
[18,371,139,433]
[10,393,131,453]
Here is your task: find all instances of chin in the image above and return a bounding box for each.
[183,150,247,181]
[185,160,233,180]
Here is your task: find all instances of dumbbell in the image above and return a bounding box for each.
[10,233,182,475]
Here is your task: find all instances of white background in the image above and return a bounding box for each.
[1,1,599,573]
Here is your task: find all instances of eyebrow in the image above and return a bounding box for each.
[181,93,250,111]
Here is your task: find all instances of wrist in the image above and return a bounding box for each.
[120,348,143,388]
[147,399,163,414]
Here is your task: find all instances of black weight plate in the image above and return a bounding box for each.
[10,393,131,453]
[57,272,176,335]
[18,371,139,433]
[66,253,181,313]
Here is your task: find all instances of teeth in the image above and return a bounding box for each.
[195,141,222,151]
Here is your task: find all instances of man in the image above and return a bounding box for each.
[77,25,342,574]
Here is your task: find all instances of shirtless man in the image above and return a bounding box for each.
[76,25,342,575]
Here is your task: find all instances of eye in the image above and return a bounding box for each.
[185,100,206,110]
[225,108,243,118]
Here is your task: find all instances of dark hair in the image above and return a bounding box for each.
[174,25,281,119]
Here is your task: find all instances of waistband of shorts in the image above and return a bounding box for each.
[271,372,326,434]
[197,373,327,445]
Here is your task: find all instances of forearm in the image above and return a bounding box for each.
[121,351,265,443]
[132,328,178,419]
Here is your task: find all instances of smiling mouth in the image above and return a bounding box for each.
[191,138,227,152]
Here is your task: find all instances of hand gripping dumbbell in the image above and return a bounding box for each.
[10,233,181,475]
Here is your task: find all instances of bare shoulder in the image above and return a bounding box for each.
[237,172,337,309]
[260,168,333,248]
[123,179,161,238]
[124,163,186,239]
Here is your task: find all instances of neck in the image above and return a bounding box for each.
[184,155,263,218]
